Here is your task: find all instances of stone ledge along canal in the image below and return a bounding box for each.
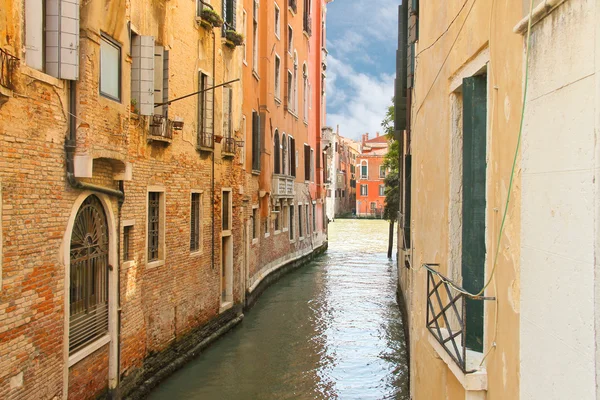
[148,219,409,399]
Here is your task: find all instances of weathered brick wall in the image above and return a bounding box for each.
[68,345,109,400]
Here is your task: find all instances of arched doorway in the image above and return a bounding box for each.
[69,194,109,353]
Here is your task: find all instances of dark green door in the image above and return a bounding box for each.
[461,75,487,352]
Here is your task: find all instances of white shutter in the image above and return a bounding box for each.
[131,35,155,116]
[162,50,169,117]
[153,46,164,115]
[25,0,44,70]
[46,0,80,80]
[205,76,214,135]
[223,87,231,138]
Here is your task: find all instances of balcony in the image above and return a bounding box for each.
[0,48,18,106]
[289,0,297,13]
[198,132,214,151]
[424,264,494,376]
[222,137,235,157]
[272,174,295,198]
[148,115,173,144]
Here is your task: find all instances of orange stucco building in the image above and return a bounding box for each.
[356,133,389,217]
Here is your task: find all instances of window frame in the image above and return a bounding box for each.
[288,25,293,55]
[252,0,259,73]
[274,54,281,102]
[146,188,166,268]
[274,2,281,39]
[251,205,259,244]
[190,191,203,254]
[222,188,233,236]
[99,33,122,102]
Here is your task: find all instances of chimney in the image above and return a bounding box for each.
[376,131,380,138]
[365,132,369,141]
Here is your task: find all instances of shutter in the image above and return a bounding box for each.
[46,0,80,80]
[206,75,214,135]
[162,50,169,117]
[252,112,260,170]
[461,75,487,353]
[25,0,44,71]
[228,87,233,137]
[154,45,164,115]
[231,0,237,30]
[291,138,296,177]
[304,145,310,181]
[132,35,155,116]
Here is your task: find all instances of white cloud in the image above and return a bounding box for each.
[325,55,394,141]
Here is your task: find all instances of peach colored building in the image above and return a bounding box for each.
[356,133,388,218]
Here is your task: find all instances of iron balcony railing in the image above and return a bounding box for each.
[222,137,235,154]
[149,115,173,140]
[289,0,297,13]
[198,131,214,149]
[0,48,19,90]
[424,263,494,373]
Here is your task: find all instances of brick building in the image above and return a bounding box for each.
[0,0,329,398]
[355,133,389,218]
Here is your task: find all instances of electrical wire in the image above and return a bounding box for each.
[415,0,471,57]
[414,0,477,118]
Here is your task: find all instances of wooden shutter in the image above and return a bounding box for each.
[46,0,80,80]
[206,75,214,135]
[461,75,487,353]
[223,87,231,138]
[163,50,169,117]
[290,138,296,177]
[132,35,155,116]
[198,72,205,137]
[252,112,260,171]
[25,0,44,71]
[304,145,310,181]
[154,46,164,115]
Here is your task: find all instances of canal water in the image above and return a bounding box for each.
[148,219,409,400]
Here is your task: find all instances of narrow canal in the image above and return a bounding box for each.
[149,220,409,399]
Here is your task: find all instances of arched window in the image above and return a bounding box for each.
[293,51,298,112]
[69,195,109,354]
[360,160,368,179]
[274,130,281,174]
[282,133,288,175]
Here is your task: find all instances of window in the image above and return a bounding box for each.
[361,161,368,179]
[303,64,308,122]
[252,111,261,171]
[252,207,259,240]
[303,0,312,35]
[198,72,214,147]
[287,70,293,110]
[283,202,289,230]
[304,144,311,182]
[123,225,133,261]
[69,195,109,354]
[223,86,233,140]
[298,205,303,238]
[147,191,164,263]
[282,133,288,175]
[222,190,232,232]
[275,55,281,101]
[100,35,121,101]
[274,3,281,38]
[241,115,247,166]
[310,148,315,182]
[274,204,281,232]
[360,184,368,196]
[25,0,79,80]
[379,165,386,178]
[252,0,259,72]
[312,203,316,231]
[289,136,296,177]
[305,204,309,235]
[288,25,293,54]
[289,204,295,240]
[274,130,281,174]
[242,10,247,63]
[371,202,377,212]
[264,213,270,237]
[379,184,385,196]
[190,193,201,252]
[224,0,237,31]
[293,52,298,112]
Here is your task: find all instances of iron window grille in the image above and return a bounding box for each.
[190,193,201,251]
[123,225,132,261]
[424,264,494,373]
[148,192,160,261]
[0,48,18,90]
[223,137,236,154]
[69,195,109,354]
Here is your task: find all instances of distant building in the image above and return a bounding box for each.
[356,133,389,218]
[323,127,360,219]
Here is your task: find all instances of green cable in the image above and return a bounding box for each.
[475,0,534,297]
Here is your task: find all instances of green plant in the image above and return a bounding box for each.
[225,30,244,47]
[201,8,223,28]
[130,98,138,113]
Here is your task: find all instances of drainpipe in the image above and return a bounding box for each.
[211,25,216,271]
[65,82,124,200]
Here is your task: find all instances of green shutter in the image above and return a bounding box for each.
[461,75,487,353]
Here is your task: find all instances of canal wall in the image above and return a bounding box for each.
[118,241,327,400]
[245,241,329,310]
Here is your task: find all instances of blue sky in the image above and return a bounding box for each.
[325,0,398,141]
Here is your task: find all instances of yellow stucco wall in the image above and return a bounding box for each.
[400,0,524,398]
